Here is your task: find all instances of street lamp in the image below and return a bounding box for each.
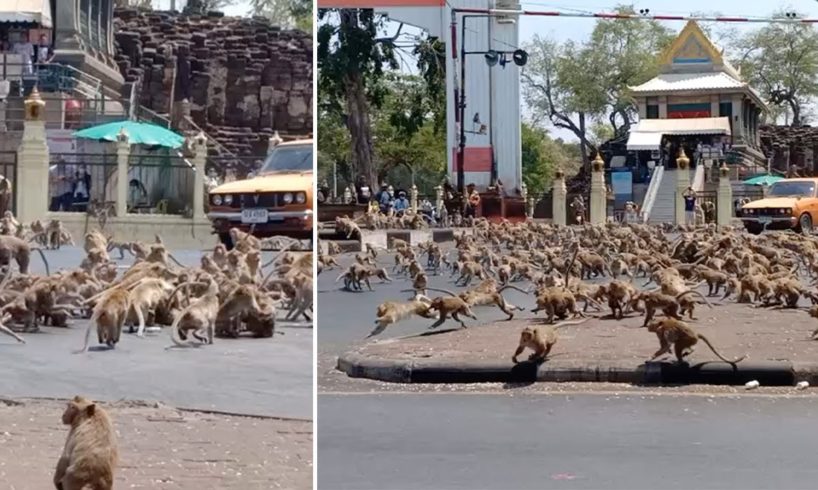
[455,14,528,194]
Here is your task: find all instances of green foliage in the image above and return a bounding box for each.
[317,10,398,115]
[183,0,236,14]
[523,5,672,165]
[250,0,312,31]
[318,73,446,196]
[521,123,578,197]
[733,10,818,126]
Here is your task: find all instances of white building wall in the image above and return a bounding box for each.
[383,0,522,192]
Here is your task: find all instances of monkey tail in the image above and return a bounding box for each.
[552,318,591,329]
[425,287,458,297]
[167,253,186,269]
[498,284,529,294]
[31,247,49,275]
[677,289,713,308]
[697,333,746,365]
[334,271,347,283]
[75,304,103,353]
[168,305,196,348]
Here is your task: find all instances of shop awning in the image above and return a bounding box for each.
[626,131,663,151]
[633,117,732,136]
[0,0,52,27]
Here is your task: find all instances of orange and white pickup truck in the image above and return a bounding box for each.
[207,139,313,247]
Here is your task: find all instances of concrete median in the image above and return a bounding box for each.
[337,352,798,386]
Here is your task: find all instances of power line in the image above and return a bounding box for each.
[452,8,817,24]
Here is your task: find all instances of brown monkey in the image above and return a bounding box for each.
[532,287,583,324]
[0,235,49,274]
[369,296,438,337]
[168,278,220,348]
[695,266,729,296]
[427,295,478,329]
[54,395,118,490]
[511,318,590,363]
[645,318,746,365]
[635,289,711,327]
[77,288,130,352]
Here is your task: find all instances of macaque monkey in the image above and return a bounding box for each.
[54,395,118,490]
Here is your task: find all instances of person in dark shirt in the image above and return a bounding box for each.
[683,187,696,225]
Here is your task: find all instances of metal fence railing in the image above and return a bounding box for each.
[128,153,195,215]
[697,190,718,224]
[48,153,117,212]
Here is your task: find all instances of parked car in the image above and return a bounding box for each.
[741,178,818,235]
[207,139,313,247]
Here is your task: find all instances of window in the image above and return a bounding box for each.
[646,105,659,119]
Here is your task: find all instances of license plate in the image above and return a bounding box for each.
[757,216,772,224]
[241,208,268,224]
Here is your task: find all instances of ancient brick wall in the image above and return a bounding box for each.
[113,8,312,157]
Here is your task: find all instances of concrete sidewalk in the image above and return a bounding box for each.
[338,303,818,386]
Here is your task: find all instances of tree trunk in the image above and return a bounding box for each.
[789,98,801,127]
[578,112,589,170]
[344,72,376,190]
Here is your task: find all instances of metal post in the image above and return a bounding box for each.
[457,17,468,195]
[332,161,337,201]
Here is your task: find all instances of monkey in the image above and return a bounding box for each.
[454,260,486,287]
[531,287,584,324]
[426,295,478,329]
[0,235,49,274]
[511,318,590,363]
[694,265,730,296]
[368,296,438,338]
[605,280,640,319]
[168,278,220,348]
[214,284,263,338]
[433,281,527,320]
[318,254,341,270]
[411,271,428,296]
[54,395,118,490]
[0,312,23,343]
[634,289,711,327]
[326,241,342,256]
[645,318,746,365]
[77,288,131,352]
[46,219,71,250]
[365,242,380,259]
[230,227,262,253]
[127,278,176,337]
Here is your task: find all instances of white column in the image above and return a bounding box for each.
[192,133,208,220]
[658,96,668,118]
[675,150,690,225]
[16,89,49,223]
[590,153,606,224]
[552,171,566,226]
[115,131,129,217]
[717,163,732,226]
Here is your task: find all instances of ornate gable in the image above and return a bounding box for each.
[659,21,724,67]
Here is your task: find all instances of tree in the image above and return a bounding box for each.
[733,10,818,126]
[521,123,578,197]
[318,9,400,189]
[523,5,672,169]
[250,0,312,31]
[183,0,236,15]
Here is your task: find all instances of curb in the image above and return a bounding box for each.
[337,352,797,386]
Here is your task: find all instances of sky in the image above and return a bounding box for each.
[149,0,818,140]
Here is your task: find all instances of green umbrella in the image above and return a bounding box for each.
[73,121,185,149]
[743,174,783,186]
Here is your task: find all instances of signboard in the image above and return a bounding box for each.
[611,170,633,208]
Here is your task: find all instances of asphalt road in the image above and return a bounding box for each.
[1,246,313,419]
[317,251,818,489]
[318,392,818,490]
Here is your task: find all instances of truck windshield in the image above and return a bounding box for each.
[766,181,815,197]
[259,144,313,173]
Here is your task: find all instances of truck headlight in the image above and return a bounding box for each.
[283,192,293,204]
[212,194,222,206]
[295,192,306,204]
[224,194,233,205]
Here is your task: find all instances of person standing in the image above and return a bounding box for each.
[49,161,76,211]
[683,187,697,226]
[35,34,54,68]
[13,34,34,75]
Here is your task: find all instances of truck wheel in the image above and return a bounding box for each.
[219,232,234,250]
[799,213,813,235]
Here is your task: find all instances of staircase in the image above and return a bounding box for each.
[648,168,680,224]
